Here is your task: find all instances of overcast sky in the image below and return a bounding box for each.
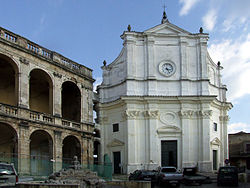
[0,0,249,133]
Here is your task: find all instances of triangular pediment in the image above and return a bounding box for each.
[210,137,221,146]
[144,22,191,35]
[157,125,181,134]
[107,139,125,147]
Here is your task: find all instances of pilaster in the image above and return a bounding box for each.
[18,122,30,175]
[18,61,29,108]
[197,110,213,172]
[180,37,188,79]
[53,76,62,117]
[143,110,159,170]
[220,115,229,160]
[53,130,62,172]
[124,110,140,172]
[125,36,136,79]
[179,110,194,167]
[146,36,155,79]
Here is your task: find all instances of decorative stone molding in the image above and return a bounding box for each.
[19,57,29,65]
[160,112,176,124]
[157,125,181,134]
[197,110,212,118]
[123,110,140,119]
[53,72,62,78]
[143,110,159,119]
[219,115,229,122]
[178,110,194,119]
[107,138,125,147]
[210,137,221,146]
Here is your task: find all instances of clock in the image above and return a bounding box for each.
[159,61,176,76]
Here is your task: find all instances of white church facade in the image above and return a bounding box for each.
[96,13,232,174]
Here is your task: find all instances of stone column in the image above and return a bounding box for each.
[53,130,62,172]
[124,110,139,173]
[143,110,159,170]
[197,110,212,172]
[18,122,30,175]
[179,110,194,167]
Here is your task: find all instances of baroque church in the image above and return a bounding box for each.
[96,12,232,174]
[0,10,232,176]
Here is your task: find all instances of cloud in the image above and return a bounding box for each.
[208,34,250,102]
[179,0,200,16]
[203,0,250,33]
[93,76,102,92]
[202,9,217,31]
[228,122,250,134]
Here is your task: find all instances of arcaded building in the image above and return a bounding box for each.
[96,12,232,174]
[0,27,94,176]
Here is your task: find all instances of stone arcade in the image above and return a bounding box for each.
[0,27,94,176]
[96,12,232,174]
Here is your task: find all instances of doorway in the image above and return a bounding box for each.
[113,151,121,174]
[161,140,177,167]
[213,150,217,170]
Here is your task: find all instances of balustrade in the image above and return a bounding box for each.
[0,103,85,131]
[0,104,18,116]
[4,32,17,43]
[0,27,92,78]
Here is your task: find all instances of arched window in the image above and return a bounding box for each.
[61,81,81,122]
[30,130,53,176]
[0,122,18,167]
[29,69,53,114]
[62,135,81,166]
[0,54,18,106]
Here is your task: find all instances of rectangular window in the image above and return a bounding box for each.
[213,123,217,131]
[113,123,119,132]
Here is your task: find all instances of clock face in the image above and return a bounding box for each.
[162,63,173,75]
[159,61,176,76]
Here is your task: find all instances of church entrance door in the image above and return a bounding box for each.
[113,151,121,174]
[161,140,177,167]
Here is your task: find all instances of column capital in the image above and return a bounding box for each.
[123,110,140,120]
[219,115,229,122]
[178,110,194,119]
[143,110,159,119]
[197,110,212,118]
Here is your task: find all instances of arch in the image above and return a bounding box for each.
[29,69,53,114]
[30,130,53,176]
[0,122,18,168]
[0,54,19,106]
[61,81,81,122]
[62,135,81,167]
